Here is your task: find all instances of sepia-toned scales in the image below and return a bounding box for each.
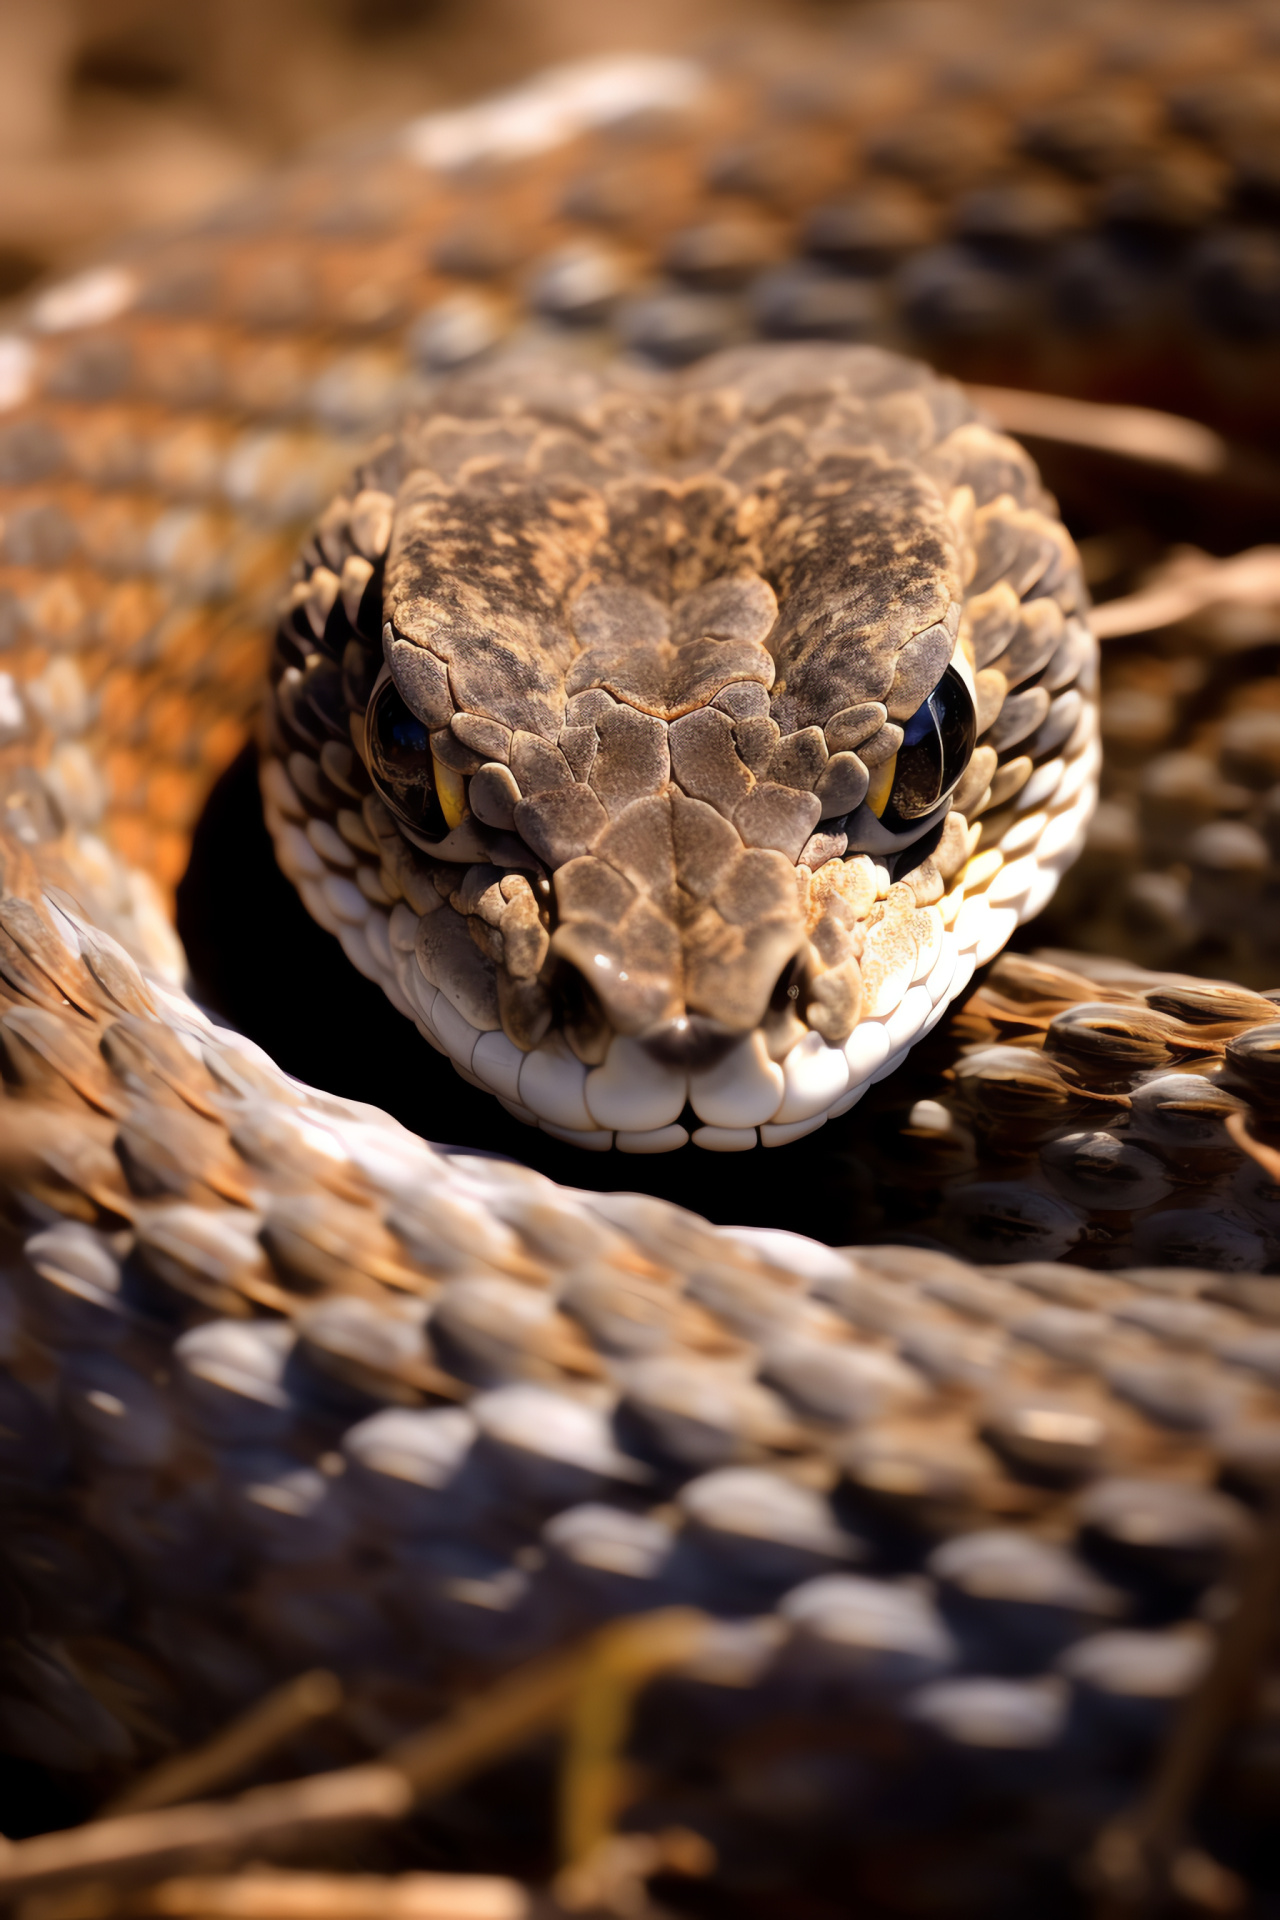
[1,5,1280,1909]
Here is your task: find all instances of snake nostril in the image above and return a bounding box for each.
[640,1014,739,1071]
[546,959,614,1066]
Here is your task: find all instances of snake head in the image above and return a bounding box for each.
[266,344,1096,1150]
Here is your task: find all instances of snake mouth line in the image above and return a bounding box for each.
[264,340,1099,1151]
[263,723,1098,1151]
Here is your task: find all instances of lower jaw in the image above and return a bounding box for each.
[265,735,1097,1152]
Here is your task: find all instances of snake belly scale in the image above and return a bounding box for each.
[0,6,1277,1905]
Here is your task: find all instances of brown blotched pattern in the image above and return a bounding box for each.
[264,344,1096,1151]
[0,870,1272,1904]
[0,8,1274,1902]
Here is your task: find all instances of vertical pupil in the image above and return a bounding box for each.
[368,681,448,837]
[882,666,976,828]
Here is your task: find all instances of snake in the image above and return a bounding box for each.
[1,4,1280,1910]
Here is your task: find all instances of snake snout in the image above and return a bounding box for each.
[638,1013,740,1072]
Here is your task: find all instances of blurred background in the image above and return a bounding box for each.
[0,0,805,297]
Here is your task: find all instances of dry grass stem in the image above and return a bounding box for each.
[0,1614,713,1900]
[968,386,1228,477]
[105,1674,345,1817]
[1091,546,1280,638]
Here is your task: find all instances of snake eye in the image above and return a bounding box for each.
[367,678,452,839]
[871,665,976,831]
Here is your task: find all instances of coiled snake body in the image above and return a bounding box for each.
[1,8,1280,1911]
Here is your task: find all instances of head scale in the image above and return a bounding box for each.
[265,344,1096,1150]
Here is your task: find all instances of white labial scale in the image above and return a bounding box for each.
[389,904,420,952]
[261,757,306,823]
[1056,786,1096,855]
[1063,823,1091,870]
[845,1019,892,1086]
[1016,758,1063,812]
[827,1081,870,1119]
[432,995,481,1072]
[385,977,417,1026]
[414,1019,447,1057]
[297,877,341,937]
[407,963,442,1036]
[999,810,1048,858]
[950,951,977,1001]
[392,944,419,1010]
[585,1034,687,1131]
[773,1031,851,1125]
[472,1029,526,1105]
[761,1114,828,1148]
[916,989,954,1044]
[961,849,1002,896]
[973,903,1020,966]
[691,1126,758,1151]
[307,819,356,870]
[383,975,419,1025]
[883,982,933,1051]
[542,1122,614,1151]
[870,1043,911,1087]
[688,1031,784,1128]
[925,935,957,1007]
[323,876,371,926]
[1040,784,1096,861]
[338,921,380,985]
[1020,860,1061,923]
[953,891,990,954]
[365,911,394,976]
[498,1096,540,1128]
[917,944,967,1036]
[276,824,325,883]
[1047,832,1089,887]
[617,1124,689,1154]
[519,1034,594,1131]
[1056,736,1101,808]
[987,853,1039,909]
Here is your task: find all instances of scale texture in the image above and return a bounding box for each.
[0,5,1274,1910]
[262,344,1093,1150]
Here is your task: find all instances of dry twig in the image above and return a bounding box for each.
[105,1673,345,1818]
[0,1612,714,1901]
[969,385,1228,476]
